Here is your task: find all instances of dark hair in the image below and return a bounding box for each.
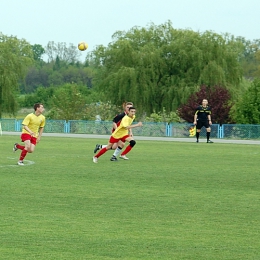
[128,106,135,111]
[34,103,43,111]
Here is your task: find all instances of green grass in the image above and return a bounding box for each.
[1,135,260,260]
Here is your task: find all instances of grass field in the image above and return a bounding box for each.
[1,135,260,260]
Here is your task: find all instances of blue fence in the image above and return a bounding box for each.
[1,119,260,139]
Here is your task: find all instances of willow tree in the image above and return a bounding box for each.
[254,47,260,78]
[232,79,260,124]
[90,21,243,115]
[0,33,34,117]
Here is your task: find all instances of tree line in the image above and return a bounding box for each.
[1,21,260,123]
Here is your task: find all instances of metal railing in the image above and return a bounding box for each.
[1,119,260,139]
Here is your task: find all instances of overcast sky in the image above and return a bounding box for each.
[1,0,259,59]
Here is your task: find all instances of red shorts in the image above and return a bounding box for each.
[109,135,130,144]
[21,133,37,145]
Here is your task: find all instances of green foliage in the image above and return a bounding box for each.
[20,86,55,107]
[84,101,121,121]
[0,32,34,117]
[145,108,182,123]
[255,49,260,77]
[31,43,45,61]
[90,21,243,114]
[47,98,121,121]
[232,78,260,124]
[236,37,260,78]
[37,84,112,120]
[227,77,251,101]
[6,28,260,120]
[18,41,94,94]
[21,63,94,93]
[19,83,103,121]
[46,84,88,120]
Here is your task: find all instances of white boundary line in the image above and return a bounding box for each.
[0,158,35,168]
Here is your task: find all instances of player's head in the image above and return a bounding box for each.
[34,103,44,112]
[202,99,208,107]
[127,107,136,117]
[124,102,134,112]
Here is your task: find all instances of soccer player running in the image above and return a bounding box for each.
[13,103,46,165]
[193,99,213,143]
[94,102,134,159]
[93,107,142,163]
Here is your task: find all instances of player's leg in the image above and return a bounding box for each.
[93,144,101,153]
[117,140,128,159]
[18,140,30,165]
[13,143,25,152]
[93,144,111,163]
[195,122,202,143]
[202,121,213,143]
[94,142,112,158]
[93,137,118,163]
[120,137,136,156]
[94,143,118,153]
[112,142,119,150]
[94,144,110,153]
[111,140,125,161]
[26,136,37,153]
[17,135,37,165]
[206,126,213,143]
[13,134,27,152]
[27,143,36,153]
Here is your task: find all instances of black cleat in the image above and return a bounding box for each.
[13,143,18,152]
[207,140,214,143]
[196,140,199,143]
[94,144,101,153]
[110,156,118,162]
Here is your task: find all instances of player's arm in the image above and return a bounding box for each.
[22,115,35,135]
[37,117,46,142]
[113,113,125,130]
[193,111,198,125]
[113,113,125,123]
[126,122,143,129]
[112,122,117,131]
[128,128,133,137]
[207,110,212,125]
[37,127,44,142]
[23,125,35,136]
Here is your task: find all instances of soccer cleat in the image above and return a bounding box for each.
[119,155,129,160]
[207,140,214,143]
[196,140,199,143]
[94,144,101,153]
[17,161,24,166]
[110,156,118,162]
[13,143,18,152]
[92,157,98,163]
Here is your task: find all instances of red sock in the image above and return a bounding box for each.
[95,147,108,158]
[17,144,25,150]
[121,145,132,156]
[19,149,28,161]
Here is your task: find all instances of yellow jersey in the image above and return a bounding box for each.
[112,115,135,139]
[22,113,46,137]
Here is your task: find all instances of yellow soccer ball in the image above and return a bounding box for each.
[78,41,88,51]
